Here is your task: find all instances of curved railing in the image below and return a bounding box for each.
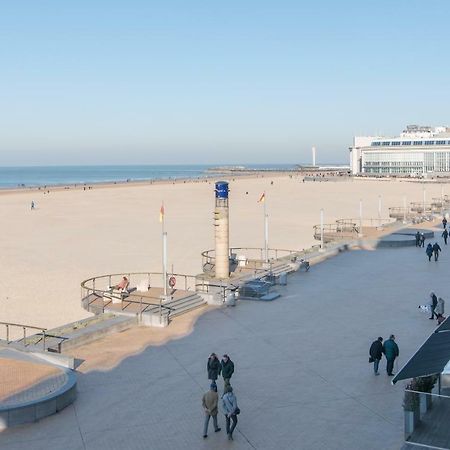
[410,202,434,213]
[313,223,359,242]
[81,271,198,323]
[201,247,301,273]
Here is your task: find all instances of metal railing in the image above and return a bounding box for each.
[201,247,299,273]
[80,272,194,324]
[0,321,52,351]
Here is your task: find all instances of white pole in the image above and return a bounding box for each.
[359,198,363,237]
[264,197,269,263]
[312,146,316,167]
[320,208,324,251]
[403,195,407,223]
[162,231,168,297]
[378,195,382,225]
[441,185,444,214]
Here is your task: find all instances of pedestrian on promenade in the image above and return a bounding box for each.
[433,242,442,261]
[221,354,235,389]
[369,337,383,375]
[443,217,447,229]
[207,353,221,382]
[443,229,449,245]
[31,200,35,210]
[426,243,433,261]
[202,382,221,438]
[429,292,438,320]
[221,386,239,440]
[415,231,421,247]
[420,233,426,247]
[383,334,399,376]
[436,297,445,317]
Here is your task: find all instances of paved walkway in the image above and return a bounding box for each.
[0,244,447,449]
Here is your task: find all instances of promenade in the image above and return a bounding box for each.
[0,244,444,449]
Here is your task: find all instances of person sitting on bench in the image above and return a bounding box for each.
[111,276,129,292]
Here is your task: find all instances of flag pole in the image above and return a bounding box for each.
[264,192,269,264]
[161,202,168,297]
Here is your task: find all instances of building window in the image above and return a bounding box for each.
[424,141,435,145]
[371,142,381,146]
[382,141,390,146]
[413,141,423,146]
[402,141,412,146]
[391,141,401,146]
[436,140,446,145]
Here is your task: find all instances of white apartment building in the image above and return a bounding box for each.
[349,125,450,176]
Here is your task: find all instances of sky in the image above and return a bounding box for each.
[1,0,449,166]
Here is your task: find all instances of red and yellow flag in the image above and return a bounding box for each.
[159,203,165,223]
[258,192,265,203]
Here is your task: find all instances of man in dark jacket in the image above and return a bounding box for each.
[221,354,235,388]
[430,292,438,320]
[426,243,433,261]
[383,335,399,376]
[369,337,383,375]
[415,231,421,247]
[207,353,221,382]
[443,229,448,245]
[433,242,442,261]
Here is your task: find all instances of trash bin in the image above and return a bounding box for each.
[278,272,287,286]
[225,291,236,306]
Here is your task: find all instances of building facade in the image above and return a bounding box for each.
[350,125,450,176]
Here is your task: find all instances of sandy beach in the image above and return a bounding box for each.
[0,174,447,333]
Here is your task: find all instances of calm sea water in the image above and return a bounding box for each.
[0,164,296,188]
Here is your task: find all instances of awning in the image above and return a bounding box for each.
[392,317,450,384]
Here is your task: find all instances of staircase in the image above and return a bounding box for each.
[144,293,207,323]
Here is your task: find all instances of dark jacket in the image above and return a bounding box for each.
[426,244,433,256]
[433,243,442,253]
[207,357,221,380]
[431,293,438,308]
[383,339,399,360]
[369,340,383,360]
[221,359,235,379]
[443,230,449,238]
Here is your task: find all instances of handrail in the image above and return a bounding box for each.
[0,322,47,351]
[0,321,47,331]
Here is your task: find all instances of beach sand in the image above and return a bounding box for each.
[0,175,447,333]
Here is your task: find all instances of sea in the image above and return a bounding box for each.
[0,164,297,189]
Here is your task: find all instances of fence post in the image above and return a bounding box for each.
[108,275,112,288]
[6,324,9,343]
[42,331,46,351]
[159,297,162,325]
[140,296,143,323]
[185,276,187,290]
[23,327,26,347]
[93,278,96,294]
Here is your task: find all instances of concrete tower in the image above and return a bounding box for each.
[214,181,230,279]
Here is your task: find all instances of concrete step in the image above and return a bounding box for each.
[164,294,206,319]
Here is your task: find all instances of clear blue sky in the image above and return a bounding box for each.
[1,0,449,165]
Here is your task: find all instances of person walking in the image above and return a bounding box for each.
[383,335,399,376]
[443,217,448,229]
[415,231,421,247]
[221,354,235,389]
[31,200,35,210]
[369,337,383,375]
[420,233,426,248]
[429,292,438,320]
[443,229,449,245]
[433,242,442,261]
[221,386,239,440]
[207,353,221,382]
[426,243,433,261]
[202,383,221,438]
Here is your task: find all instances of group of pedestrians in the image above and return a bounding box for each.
[419,291,446,324]
[369,335,399,376]
[202,353,239,440]
[415,231,425,248]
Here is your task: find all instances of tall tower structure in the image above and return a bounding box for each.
[312,146,316,166]
[214,181,230,279]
